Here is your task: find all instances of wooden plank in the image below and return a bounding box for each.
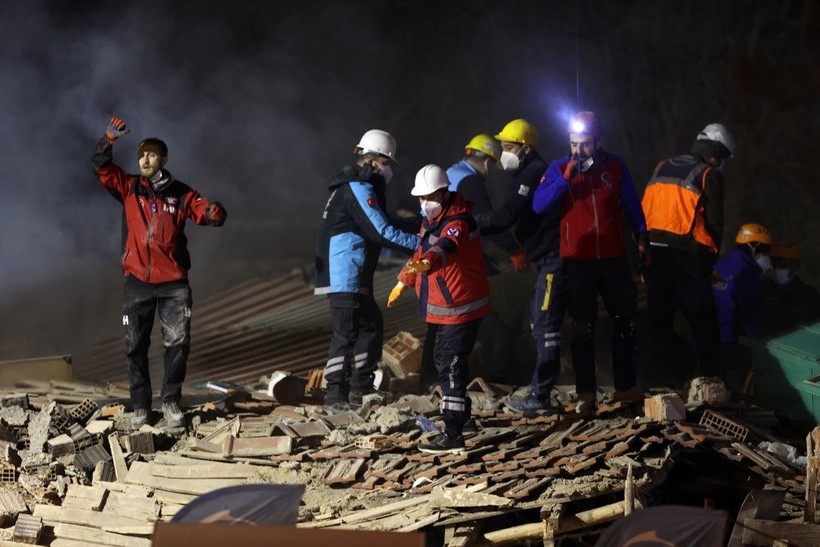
[298,494,430,528]
[108,433,128,483]
[742,518,820,546]
[445,524,480,547]
[148,461,257,479]
[52,523,151,547]
[33,504,148,529]
[125,461,244,496]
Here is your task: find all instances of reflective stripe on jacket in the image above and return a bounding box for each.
[642,155,718,253]
[398,193,492,325]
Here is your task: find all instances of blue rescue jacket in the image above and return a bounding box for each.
[314,165,419,295]
[712,249,764,343]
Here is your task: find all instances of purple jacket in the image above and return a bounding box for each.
[712,249,764,343]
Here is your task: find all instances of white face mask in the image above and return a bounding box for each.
[420,200,443,219]
[499,150,520,171]
[377,164,393,184]
[755,254,772,272]
[773,267,794,286]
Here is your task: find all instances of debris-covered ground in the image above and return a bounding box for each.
[0,375,817,546]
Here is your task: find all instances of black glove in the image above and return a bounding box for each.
[637,231,652,269]
[206,201,227,225]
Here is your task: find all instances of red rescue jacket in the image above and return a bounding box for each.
[398,193,491,325]
[93,139,225,284]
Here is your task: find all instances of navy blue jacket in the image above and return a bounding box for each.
[314,165,418,295]
[712,249,764,343]
[473,151,559,263]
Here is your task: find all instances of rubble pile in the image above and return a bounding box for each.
[0,376,816,545]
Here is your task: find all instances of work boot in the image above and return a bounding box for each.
[462,418,479,433]
[575,392,597,416]
[348,390,373,407]
[162,401,184,428]
[505,392,556,414]
[418,432,465,454]
[131,408,148,430]
[323,399,351,414]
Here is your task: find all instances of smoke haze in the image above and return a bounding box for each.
[0,1,817,360]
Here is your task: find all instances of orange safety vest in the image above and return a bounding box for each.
[641,155,718,253]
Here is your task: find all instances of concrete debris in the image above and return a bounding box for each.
[686,376,730,406]
[0,377,813,545]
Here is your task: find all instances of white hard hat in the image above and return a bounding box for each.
[356,129,398,163]
[411,164,449,197]
[697,123,735,157]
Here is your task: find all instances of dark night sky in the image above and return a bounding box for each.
[0,0,817,359]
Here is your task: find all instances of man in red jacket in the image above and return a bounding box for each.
[387,164,492,453]
[92,117,227,430]
[533,112,648,414]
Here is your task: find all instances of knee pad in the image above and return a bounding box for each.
[572,319,594,343]
[613,314,637,340]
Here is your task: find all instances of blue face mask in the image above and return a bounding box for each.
[755,254,772,272]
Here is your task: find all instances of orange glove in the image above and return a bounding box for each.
[406,259,431,274]
[206,202,227,225]
[104,117,129,143]
[387,282,407,309]
[509,250,531,272]
[562,158,579,180]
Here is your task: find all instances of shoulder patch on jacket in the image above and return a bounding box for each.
[518,184,530,196]
[447,226,460,237]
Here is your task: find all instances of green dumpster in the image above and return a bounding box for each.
[753,322,820,425]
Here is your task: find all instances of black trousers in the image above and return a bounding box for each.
[431,319,482,439]
[324,292,383,403]
[123,276,192,411]
[645,246,721,381]
[529,256,567,398]
[564,257,637,394]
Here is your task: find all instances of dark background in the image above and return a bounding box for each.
[0,0,817,360]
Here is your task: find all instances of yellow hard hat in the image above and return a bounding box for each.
[464,134,501,161]
[494,119,539,147]
[772,240,800,259]
[735,223,772,245]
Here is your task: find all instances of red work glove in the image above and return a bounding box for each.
[104,117,129,143]
[562,158,579,180]
[637,231,652,269]
[509,249,531,272]
[206,202,227,225]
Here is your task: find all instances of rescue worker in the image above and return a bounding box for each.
[446,134,527,273]
[641,123,734,384]
[387,165,492,453]
[533,111,648,414]
[763,241,820,335]
[442,134,526,387]
[314,129,419,412]
[92,117,227,430]
[712,223,773,393]
[466,119,565,413]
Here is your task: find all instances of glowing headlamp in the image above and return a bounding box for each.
[569,119,586,134]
